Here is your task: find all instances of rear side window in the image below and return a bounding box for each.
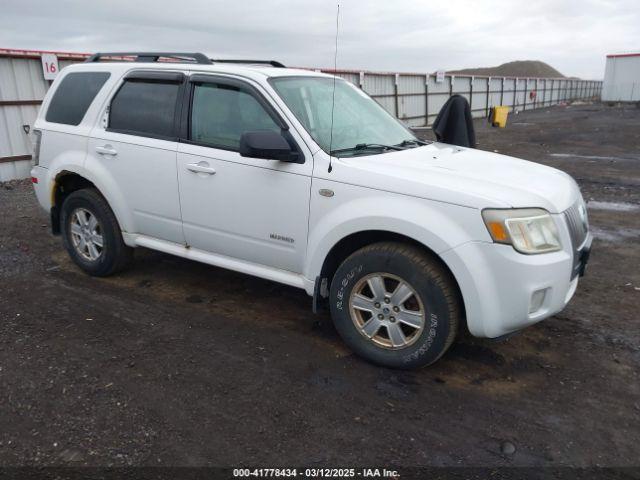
[45,72,110,125]
[109,80,180,139]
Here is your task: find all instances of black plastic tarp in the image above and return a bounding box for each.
[432,94,476,148]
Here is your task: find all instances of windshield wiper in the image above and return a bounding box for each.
[330,143,405,155]
[396,139,429,147]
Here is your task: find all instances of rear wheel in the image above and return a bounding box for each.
[329,242,461,368]
[60,189,133,276]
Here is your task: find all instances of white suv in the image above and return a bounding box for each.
[30,52,592,368]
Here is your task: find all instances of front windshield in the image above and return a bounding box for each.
[269,76,417,157]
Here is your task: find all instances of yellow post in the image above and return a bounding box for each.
[491,106,510,128]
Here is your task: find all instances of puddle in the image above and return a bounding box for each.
[549,153,630,161]
[587,201,640,212]
[590,226,640,242]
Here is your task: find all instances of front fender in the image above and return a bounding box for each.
[303,180,490,292]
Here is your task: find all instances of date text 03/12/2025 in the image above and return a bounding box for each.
[232,468,400,478]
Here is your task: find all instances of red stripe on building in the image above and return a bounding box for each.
[606,53,640,59]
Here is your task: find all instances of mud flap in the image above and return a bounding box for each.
[50,206,61,235]
[312,276,329,314]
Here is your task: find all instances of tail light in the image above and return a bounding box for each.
[32,129,42,166]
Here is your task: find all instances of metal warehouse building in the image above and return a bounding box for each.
[1,48,602,182]
[602,53,640,102]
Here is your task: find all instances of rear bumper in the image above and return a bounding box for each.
[30,166,51,211]
[442,225,591,338]
[30,165,62,234]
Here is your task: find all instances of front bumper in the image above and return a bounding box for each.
[441,215,591,338]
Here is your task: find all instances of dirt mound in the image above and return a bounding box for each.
[449,60,565,78]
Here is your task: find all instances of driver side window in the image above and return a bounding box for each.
[190,83,280,151]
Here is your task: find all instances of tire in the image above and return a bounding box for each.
[60,188,133,277]
[329,242,461,369]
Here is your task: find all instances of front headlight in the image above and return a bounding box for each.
[482,208,562,254]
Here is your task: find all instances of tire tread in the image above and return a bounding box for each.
[334,241,462,367]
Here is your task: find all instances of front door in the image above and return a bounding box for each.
[176,75,312,273]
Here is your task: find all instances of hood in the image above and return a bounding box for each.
[328,143,580,213]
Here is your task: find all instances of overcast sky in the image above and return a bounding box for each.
[1,0,638,79]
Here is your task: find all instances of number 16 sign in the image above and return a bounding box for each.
[41,53,59,80]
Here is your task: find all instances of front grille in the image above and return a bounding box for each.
[564,200,589,251]
[564,200,590,279]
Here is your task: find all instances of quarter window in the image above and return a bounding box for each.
[190,83,280,150]
[109,80,180,138]
[45,72,110,125]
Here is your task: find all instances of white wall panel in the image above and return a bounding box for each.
[602,55,640,102]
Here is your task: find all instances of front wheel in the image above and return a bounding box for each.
[329,242,462,369]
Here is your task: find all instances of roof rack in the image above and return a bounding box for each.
[85,52,213,65]
[211,59,286,68]
[84,52,286,68]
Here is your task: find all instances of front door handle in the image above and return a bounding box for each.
[95,145,118,156]
[187,162,216,175]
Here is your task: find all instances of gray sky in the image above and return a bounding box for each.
[1,0,638,79]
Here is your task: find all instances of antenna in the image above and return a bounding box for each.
[328,3,340,173]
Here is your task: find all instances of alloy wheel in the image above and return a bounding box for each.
[70,208,104,261]
[348,272,425,349]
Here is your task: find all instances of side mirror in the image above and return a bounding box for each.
[239,130,300,162]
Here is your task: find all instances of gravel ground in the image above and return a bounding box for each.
[0,103,639,472]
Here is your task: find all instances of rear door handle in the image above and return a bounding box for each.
[95,145,118,156]
[187,162,216,175]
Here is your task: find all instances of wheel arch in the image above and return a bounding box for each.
[319,230,425,280]
[315,229,467,331]
[50,168,132,238]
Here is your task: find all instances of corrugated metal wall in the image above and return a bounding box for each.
[0,49,603,181]
[331,70,602,127]
[602,54,640,102]
[0,49,82,181]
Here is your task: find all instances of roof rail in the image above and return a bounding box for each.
[211,59,286,68]
[85,52,213,65]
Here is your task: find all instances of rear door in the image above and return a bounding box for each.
[176,74,313,273]
[86,71,185,244]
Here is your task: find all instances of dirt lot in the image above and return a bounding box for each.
[0,103,639,471]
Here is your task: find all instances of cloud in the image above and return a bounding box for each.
[1,0,638,78]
